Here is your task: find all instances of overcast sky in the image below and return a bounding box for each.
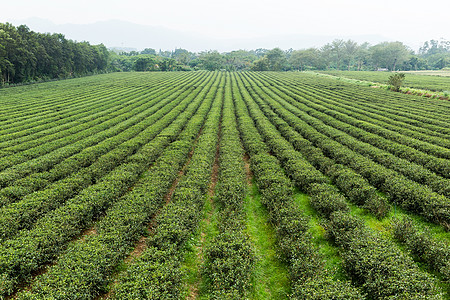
[2,0,449,50]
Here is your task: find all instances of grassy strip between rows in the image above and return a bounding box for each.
[180,191,220,299]
[245,182,291,299]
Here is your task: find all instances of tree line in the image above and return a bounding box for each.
[0,23,109,85]
[1,22,449,85]
[112,39,450,72]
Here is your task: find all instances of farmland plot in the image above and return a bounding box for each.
[0,71,448,299]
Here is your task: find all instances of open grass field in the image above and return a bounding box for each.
[0,71,449,299]
[404,70,450,77]
[319,70,450,92]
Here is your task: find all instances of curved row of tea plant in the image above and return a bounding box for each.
[0,86,118,132]
[301,73,450,121]
[273,75,450,147]
[244,73,450,193]
[0,73,172,141]
[267,73,450,152]
[0,73,195,166]
[0,73,161,123]
[270,72,450,134]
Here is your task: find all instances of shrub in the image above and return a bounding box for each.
[387,73,405,92]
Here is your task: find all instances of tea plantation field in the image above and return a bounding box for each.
[0,71,449,299]
[319,70,450,92]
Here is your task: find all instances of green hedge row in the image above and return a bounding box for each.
[393,217,450,281]
[329,211,442,299]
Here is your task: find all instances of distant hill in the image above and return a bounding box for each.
[8,17,392,52]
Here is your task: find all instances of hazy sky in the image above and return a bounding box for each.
[3,0,449,45]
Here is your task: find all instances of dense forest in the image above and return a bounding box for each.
[0,23,109,84]
[1,22,449,85]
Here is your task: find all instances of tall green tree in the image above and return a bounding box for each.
[198,51,225,70]
[355,43,371,71]
[265,48,288,71]
[224,50,257,71]
[343,40,358,70]
[289,48,320,71]
[141,48,156,55]
[0,22,109,84]
[370,42,410,71]
[251,56,269,71]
